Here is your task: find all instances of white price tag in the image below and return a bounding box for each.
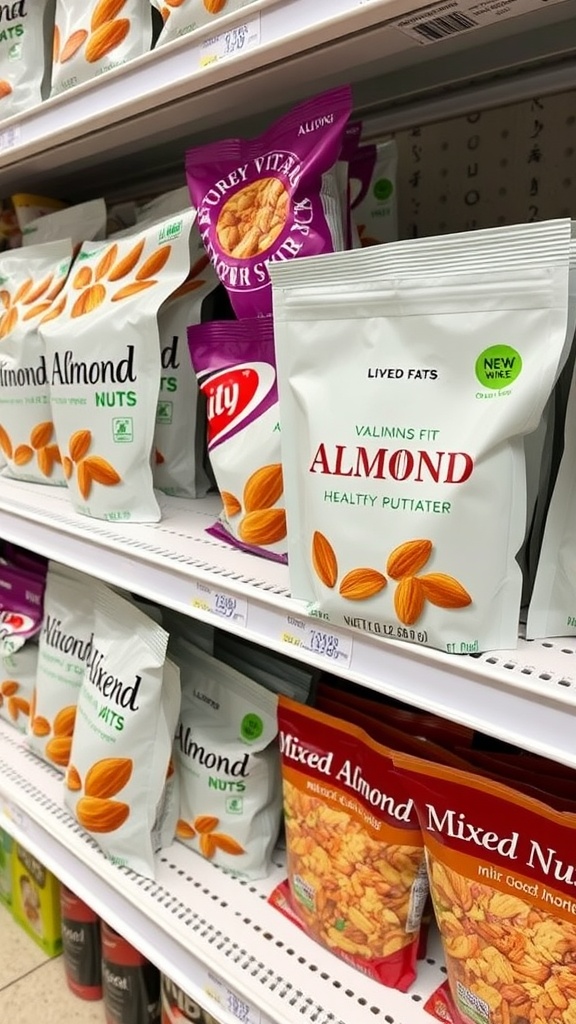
[1,799,27,833]
[192,582,248,628]
[281,614,354,669]
[204,972,260,1024]
[199,13,261,68]
[0,125,20,151]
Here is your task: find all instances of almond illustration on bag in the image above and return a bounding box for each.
[188,317,287,562]
[0,0,54,122]
[186,85,352,318]
[40,208,197,522]
[51,0,153,98]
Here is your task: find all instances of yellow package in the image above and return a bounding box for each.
[11,842,62,956]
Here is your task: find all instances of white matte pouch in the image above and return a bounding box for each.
[0,644,38,734]
[23,199,107,249]
[270,219,571,654]
[350,140,398,248]
[64,587,172,878]
[0,0,55,121]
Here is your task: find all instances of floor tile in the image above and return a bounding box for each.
[0,902,50,988]
[0,954,106,1022]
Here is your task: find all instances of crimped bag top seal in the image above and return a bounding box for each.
[23,199,108,249]
[0,239,72,484]
[64,586,171,878]
[270,218,571,653]
[51,0,153,98]
[188,317,286,561]
[271,695,426,992]
[397,752,576,1024]
[186,85,352,317]
[172,638,281,879]
[41,208,196,522]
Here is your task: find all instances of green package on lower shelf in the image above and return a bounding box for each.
[0,827,13,909]
[11,842,62,956]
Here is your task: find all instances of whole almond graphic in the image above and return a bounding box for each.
[69,429,92,463]
[212,833,245,856]
[14,279,32,303]
[339,568,387,601]
[312,531,338,589]
[85,19,130,63]
[83,456,121,486]
[66,765,82,791]
[61,29,88,63]
[53,24,61,63]
[72,284,106,317]
[0,307,18,339]
[0,425,12,458]
[221,491,241,517]
[53,705,77,737]
[47,444,62,465]
[23,275,53,305]
[63,456,73,479]
[45,736,72,766]
[112,280,157,301]
[77,460,91,500]
[7,696,29,719]
[85,757,133,799]
[394,576,425,625]
[199,833,217,859]
[0,289,9,308]
[166,0,186,5]
[203,0,226,12]
[0,680,18,696]
[39,297,66,324]
[176,820,196,840]
[243,463,283,512]
[96,243,118,280]
[419,573,472,609]
[194,815,219,834]
[23,301,52,321]
[238,508,286,546]
[107,239,145,281]
[135,245,171,280]
[91,0,127,31]
[76,796,129,833]
[73,266,93,289]
[37,447,54,477]
[387,539,433,580]
[30,421,53,450]
[32,715,51,737]
[14,445,33,466]
[0,80,12,99]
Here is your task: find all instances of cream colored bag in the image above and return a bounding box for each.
[151,0,259,47]
[0,1,55,121]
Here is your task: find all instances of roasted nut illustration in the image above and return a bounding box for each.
[84,757,133,799]
[243,463,283,512]
[85,19,130,64]
[76,796,130,833]
[338,567,387,601]
[216,178,289,258]
[312,531,338,589]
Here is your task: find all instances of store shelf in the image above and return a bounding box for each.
[0,719,445,1024]
[0,0,575,196]
[1,478,576,766]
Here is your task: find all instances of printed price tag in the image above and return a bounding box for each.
[192,581,248,627]
[199,13,261,68]
[204,972,260,1024]
[0,125,20,151]
[1,799,27,834]
[281,614,354,669]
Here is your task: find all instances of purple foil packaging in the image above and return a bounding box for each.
[187,318,286,563]
[185,85,352,318]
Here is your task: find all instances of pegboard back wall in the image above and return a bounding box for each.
[394,88,576,238]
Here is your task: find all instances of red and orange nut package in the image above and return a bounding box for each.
[269,696,427,991]
[398,754,576,1024]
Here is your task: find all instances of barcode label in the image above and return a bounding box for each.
[412,11,476,39]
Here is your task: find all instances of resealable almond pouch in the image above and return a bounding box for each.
[397,752,576,1024]
[188,316,286,560]
[186,85,351,318]
[270,219,572,653]
[0,644,38,733]
[270,696,427,992]
[152,0,259,46]
[0,1,56,121]
[136,187,218,498]
[0,240,72,484]
[172,638,282,879]
[29,563,101,771]
[0,562,44,732]
[41,207,196,522]
[51,0,153,98]
[23,199,108,250]
[64,587,177,878]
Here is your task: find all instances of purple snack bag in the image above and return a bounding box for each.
[0,563,45,655]
[186,85,352,318]
[188,317,287,563]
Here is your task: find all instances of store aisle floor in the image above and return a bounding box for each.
[0,902,105,1022]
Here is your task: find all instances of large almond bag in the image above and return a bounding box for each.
[41,209,196,522]
[0,1,55,121]
[270,219,572,653]
[51,0,152,98]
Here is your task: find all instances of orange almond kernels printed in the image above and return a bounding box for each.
[0,240,72,484]
[188,318,288,562]
[50,0,153,98]
[64,586,178,879]
[171,638,281,879]
[270,697,427,992]
[398,754,576,1024]
[0,0,54,118]
[269,219,573,652]
[40,209,196,523]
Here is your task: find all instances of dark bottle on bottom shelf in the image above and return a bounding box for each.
[101,919,161,1024]
[60,884,103,1000]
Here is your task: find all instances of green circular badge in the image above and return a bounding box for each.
[373,177,393,201]
[241,713,263,742]
[475,345,522,390]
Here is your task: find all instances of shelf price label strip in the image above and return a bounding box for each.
[281,614,354,669]
[199,14,261,68]
[192,580,249,627]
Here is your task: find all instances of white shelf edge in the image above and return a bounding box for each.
[0,720,446,1024]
